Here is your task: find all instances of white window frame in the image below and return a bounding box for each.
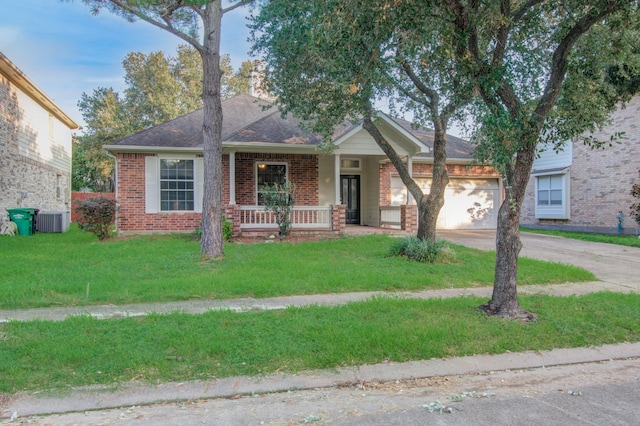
[145,155,203,214]
[255,162,288,205]
[533,170,570,219]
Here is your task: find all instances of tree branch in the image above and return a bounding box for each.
[361,103,424,202]
[222,0,253,14]
[512,0,545,23]
[109,0,202,52]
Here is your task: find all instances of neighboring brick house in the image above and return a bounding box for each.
[105,94,501,236]
[521,94,640,234]
[0,52,80,227]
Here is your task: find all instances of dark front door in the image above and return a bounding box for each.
[341,175,360,225]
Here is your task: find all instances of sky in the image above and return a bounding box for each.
[0,0,254,132]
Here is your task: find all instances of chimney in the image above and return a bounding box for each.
[249,60,270,100]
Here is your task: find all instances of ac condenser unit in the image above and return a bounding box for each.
[36,211,70,233]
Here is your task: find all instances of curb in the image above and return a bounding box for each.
[4,342,639,419]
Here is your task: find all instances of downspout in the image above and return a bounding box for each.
[106,150,118,232]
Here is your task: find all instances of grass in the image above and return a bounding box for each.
[0,227,595,310]
[521,226,640,248]
[1,292,638,394]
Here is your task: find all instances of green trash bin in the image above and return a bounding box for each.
[7,208,37,236]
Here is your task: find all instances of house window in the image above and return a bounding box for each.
[256,162,287,205]
[341,158,361,170]
[537,175,563,206]
[534,172,570,219]
[160,159,194,211]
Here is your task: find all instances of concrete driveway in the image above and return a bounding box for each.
[439,230,640,292]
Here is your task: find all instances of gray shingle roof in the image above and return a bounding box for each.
[107,94,474,159]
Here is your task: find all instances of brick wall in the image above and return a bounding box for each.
[116,153,202,233]
[522,95,640,234]
[234,152,319,205]
[116,152,319,233]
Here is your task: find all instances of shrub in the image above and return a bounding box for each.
[260,182,296,238]
[388,236,454,263]
[73,197,117,241]
[193,216,233,241]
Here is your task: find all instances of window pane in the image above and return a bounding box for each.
[341,159,360,169]
[257,163,287,205]
[537,190,549,206]
[160,159,195,211]
[538,176,550,190]
[550,189,562,205]
[550,175,563,189]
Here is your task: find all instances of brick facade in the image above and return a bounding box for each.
[522,95,640,234]
[1,78,72,216]
[116,152,319,233]
[234,152,319,205]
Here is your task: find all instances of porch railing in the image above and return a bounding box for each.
[239,205,332,230]
[379,205,401,228]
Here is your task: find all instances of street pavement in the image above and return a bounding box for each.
[1,230,639,424]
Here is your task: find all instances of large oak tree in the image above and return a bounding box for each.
[252,0,475,242]
[80,0,253,257]
[443,0,640,317]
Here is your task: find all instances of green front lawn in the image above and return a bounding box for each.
[0,227,595,310]
[1,293,639,394]
[521,226,640,248]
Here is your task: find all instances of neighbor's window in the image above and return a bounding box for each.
[537,174,563,206]
[257,163,287,205]
[160,159,194,211]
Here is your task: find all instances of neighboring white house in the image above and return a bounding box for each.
[521,94,640,234]
[0,52,80,225]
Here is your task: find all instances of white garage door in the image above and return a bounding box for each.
[390,177,500,229]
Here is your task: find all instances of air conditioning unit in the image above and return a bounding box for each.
[36,211,70,233]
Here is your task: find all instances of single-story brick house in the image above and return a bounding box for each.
[521,94,640,235]
[105,94,501,236]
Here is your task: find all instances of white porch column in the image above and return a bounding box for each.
[407,155,414,205]
[334,154,341,204]
[229,150,236,205]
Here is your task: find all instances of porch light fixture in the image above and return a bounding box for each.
[258,163,267,169]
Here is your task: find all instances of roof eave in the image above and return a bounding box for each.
[0,52,80,130]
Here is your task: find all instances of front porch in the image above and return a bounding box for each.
[224,204,418,237]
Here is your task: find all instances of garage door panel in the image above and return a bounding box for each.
[390,176,499,229]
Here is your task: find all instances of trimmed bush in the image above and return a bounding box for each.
[260,182,296,238]
[193,216,233,242]
[388,236,454,263]
[73,197,117,241]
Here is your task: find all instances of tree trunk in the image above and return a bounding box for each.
[200,3,224,258]
[416,119,449,242]
[483,144,536,317]
[362,113,449,243]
